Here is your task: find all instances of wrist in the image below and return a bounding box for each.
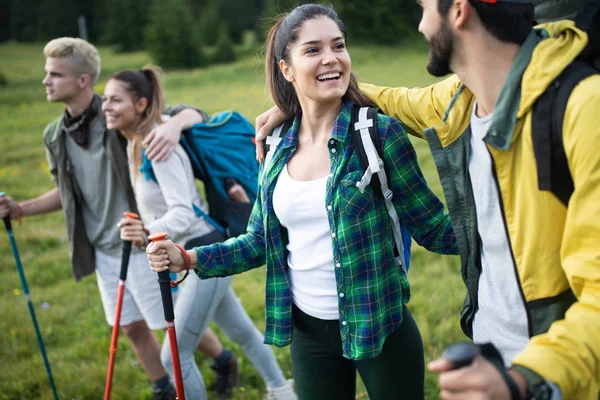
[510,365,560,400]
[507,369,528,399]
[188,249,197,269]
[173,243,191,269]
[134,227,150,250]
[13,203,23,226]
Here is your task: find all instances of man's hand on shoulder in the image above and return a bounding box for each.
[143,123,181,162]
[254,106,286,163]
[144,108,203,162]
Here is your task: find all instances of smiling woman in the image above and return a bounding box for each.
[145,4,458,400]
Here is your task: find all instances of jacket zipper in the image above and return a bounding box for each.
[487,148,533,338]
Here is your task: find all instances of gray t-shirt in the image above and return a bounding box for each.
[469,103,529,365]
[65,119,129,257]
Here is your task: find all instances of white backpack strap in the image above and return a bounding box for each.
[353,107,407,272]
[260,123,286,183]
[375,166,407,272]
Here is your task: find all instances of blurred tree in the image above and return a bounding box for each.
[332,0,421,44]
[0,0,11,41]
[256,0,300,41]
[1,0,421,46]
[103,0,148,51]
[36,0,80,40]
[220,0,260,43]
[198,0,221,46]
[145,0,207,69]
[10,0,39,41]
[212,21,237,64]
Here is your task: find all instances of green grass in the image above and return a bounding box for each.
[0,42,465,400]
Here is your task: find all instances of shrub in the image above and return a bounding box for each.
[102,0,148,52]
[212,22,236,65]
[144,0,206,69]
[198,0,220,46]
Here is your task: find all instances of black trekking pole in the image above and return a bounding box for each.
[148,232,187,400]
[0,192,59,400]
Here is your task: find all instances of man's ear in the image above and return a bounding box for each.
[279,59,295,83]
[452,0,470,30]
[78,74,92,89]
[135,97,149,115]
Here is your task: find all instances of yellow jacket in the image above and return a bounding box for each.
[362,21,600,399]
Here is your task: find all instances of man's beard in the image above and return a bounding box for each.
[426,20,453,77]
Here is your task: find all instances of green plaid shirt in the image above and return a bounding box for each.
[195,101,457,360]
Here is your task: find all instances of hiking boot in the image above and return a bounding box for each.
[211,354,240,400]
[263,379,298,400]
[152,382,177,400]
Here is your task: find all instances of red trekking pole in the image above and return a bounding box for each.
[104,211,139,400]
[148,232,190,400]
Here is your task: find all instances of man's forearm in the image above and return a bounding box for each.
[20,187,62,216]
[168,108,204,131]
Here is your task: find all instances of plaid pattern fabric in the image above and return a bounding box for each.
[194,101,457,360]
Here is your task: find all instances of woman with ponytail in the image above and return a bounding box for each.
[146,4,457,399]
[103,66,296,400]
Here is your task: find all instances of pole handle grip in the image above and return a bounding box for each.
[0,192,11,231]
[149,232,175,321]
[118,212,139,280]
[158,270,175,321]
[442,342,479,370]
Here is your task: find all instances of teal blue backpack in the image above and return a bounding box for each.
[141,111,259,237]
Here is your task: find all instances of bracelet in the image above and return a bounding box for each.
[170,243,191,288]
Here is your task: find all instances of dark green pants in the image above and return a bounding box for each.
[290,305,424,400]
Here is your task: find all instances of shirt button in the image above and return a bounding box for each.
[329,139,335,145]
[329,173,333,178]
[331,232,336,238]
[327,205,332,210]
[342,321,347,326]
[336,262,341,268]
[330,148,336,153]
[339,293,345,298]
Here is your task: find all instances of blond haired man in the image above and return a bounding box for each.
[0,37,205,399]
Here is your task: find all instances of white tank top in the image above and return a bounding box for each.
[272,164,339,320]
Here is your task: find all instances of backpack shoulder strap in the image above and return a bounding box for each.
[352,106,408,272]
[261,119,293,181]
[532,61,598,206]
[352,106,382,196]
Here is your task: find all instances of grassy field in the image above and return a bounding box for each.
[0,41,465,400]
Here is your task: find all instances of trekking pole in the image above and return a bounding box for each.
[104,211,140,400]
[0,192,59,400]
[148,232,186,400]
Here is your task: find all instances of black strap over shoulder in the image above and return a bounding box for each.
[351,106,382,197]
[531,61,598,206]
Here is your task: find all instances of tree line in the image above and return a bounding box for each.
[1,0,421,68]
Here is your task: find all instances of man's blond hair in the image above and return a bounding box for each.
[44,37,101,84]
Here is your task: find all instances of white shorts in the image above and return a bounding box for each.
[95,247,170,330]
